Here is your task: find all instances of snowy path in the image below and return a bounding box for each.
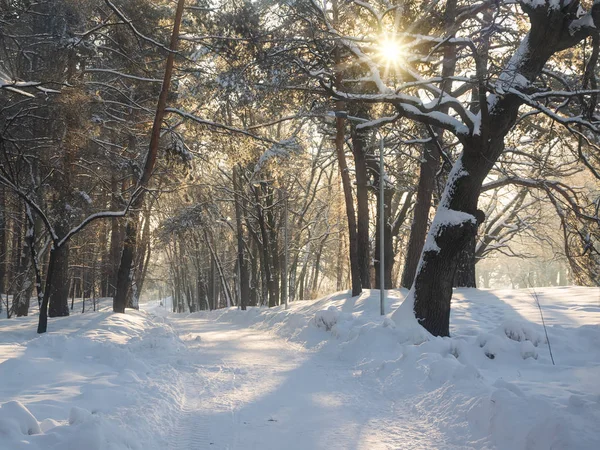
[168,317,469,450]
[2,288,599,450]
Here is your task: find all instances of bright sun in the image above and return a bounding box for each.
[379,38,402,64]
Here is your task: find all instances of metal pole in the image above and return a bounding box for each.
[283,191,289,310]
[379,135,385,316]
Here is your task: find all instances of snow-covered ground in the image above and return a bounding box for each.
[0,287,599,449]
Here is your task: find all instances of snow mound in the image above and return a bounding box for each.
[502,319,547,346]
[69,406,92,425]
[0,401,42,437]
[0,310,184,450]
[314,306,339,331]
[191,287,600,449]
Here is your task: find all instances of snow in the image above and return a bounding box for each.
[418,157,475,254]
[253,139,300,174]
[1,287,599,449]
[422,206,476,252]
[0,310,184,450]
[314,305,340,331]
[520,0,564,10]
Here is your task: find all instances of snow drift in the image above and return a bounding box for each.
[198,287,600,449]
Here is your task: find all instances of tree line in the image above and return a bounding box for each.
[1,0,598,336]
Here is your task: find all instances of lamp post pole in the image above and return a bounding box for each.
[379,135,385,316]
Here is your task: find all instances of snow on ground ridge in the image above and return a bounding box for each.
[199,287,600,449]
[0,287,599,449]
[0,310,187,450]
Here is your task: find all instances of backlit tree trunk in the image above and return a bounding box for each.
[113,0,186,313]
[351,121,371,289]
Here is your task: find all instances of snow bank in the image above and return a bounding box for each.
[3,287,598,449]
[199,287,600,449]
[0,311,185,450]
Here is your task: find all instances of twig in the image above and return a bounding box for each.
[530,286,556,365]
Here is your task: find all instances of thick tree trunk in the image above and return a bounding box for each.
[401,1,458,289]
[113,218,136,313]
[0,185,6,296]
[400,143,439,288]
[335,112,362,297]
[375,186,394,289]
[409,152,485,336]
[453,235,477,288]
[351,122,371,289]
[47,239,70,317]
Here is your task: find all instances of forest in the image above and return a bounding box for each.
[2,1,600,449]
[1,0,599,332]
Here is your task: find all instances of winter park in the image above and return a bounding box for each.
[1,0,600,449]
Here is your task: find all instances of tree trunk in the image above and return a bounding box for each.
[266,188,280,306]
[113,0,185,313]
[113,218,136,313]
[108,175,123,297]
[310,238,327,296]
[0,185,6,296]
[47,239,70,317]
[400,142,439,289]
[406,2,589,335]
[233,166,249,310]
[351,121,371,289]
[401,1,458,289]
[375,185,394,289]
[336,229,345,291]
[254,185,278,307]
[132,204,153,308]
[335,111,362,297]
[453,235,477,288]
[13,204,33,317]
[37,246,57,333]
[249,238,259,307]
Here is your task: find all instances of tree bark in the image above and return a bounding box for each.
[0,185,6,296]
[374,184,394,289]
[401,0,457,289]
[47,249,69,318]
[108,175,123,297]
[351,121,371,289]
[254,185,278,307]
[113,219,136,313]
[400,142,439,288]
[335,112,362,296]
[453,235,477,288]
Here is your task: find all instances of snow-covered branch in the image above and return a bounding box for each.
[165,108,282,145]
